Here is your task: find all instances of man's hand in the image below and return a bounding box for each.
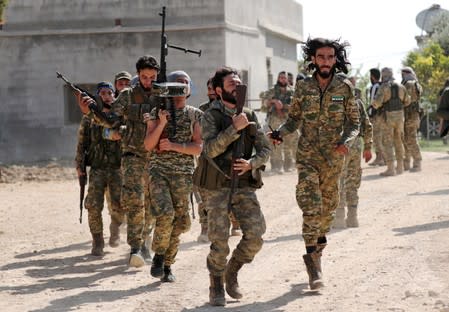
[77,93,96,114]
[335,143,349,155]
[233,158,252,175]
[232,113,249,131]
[157,109,169,127]
[363,149,372,163]
[157,138,173,152]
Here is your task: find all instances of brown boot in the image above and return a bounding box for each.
[209,274,226,306]
[197,223,209,243]
[410,160,422,172]
[303,252,324,290]
[225,257,243,299]
[380,161,395,176]
[396,160,404,175]
[403,158,411,171]
[91,233,104,256]
[109,220,121,248]
[333,207,346,229]
[346,205,359,227]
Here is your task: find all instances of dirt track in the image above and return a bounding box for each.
[1,152,449,312]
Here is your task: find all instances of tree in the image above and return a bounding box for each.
[0,0,9,24]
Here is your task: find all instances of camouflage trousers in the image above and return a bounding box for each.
[121,155,146,249]
[143,161,155,244]
[339,138,362,208]
[150,169,192,266]
[381,111,404,162]
[296,154,344,245]
[203,188,266,275]
[403,113,422,162]
[193,185,208,226]
[371,114,385,155]
[268,115,298,171]
[85,167,124,235]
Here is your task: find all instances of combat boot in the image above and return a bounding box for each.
[403,158,411,171]
[209,274,226,306]
[396,160,404,175]
[197,223,209,243]
[91,233,105,257]
[333,207,346,229]
[303,252,323,290]
[160,265,176,283]
[151,253,165,278]
[225,257,244,299]
[380,161,395,176]
[346,205,359,227]
[109,220,121,248]
[129,248,145,268]
[410,160,422,172]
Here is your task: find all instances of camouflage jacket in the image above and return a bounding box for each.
[75,115,121,170]
[260,84,294,124]
[201,100,271,174]
[403,79,423,116]
[372,81,411,110]
[279,73,360,160]
[89,83,159,158]
[149,105,203,175]
[357,99,373,151]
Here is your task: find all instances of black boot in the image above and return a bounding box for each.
[209,274,226,306]
[160,265,176,283]
[151,254,165,278]
[303,252,324,290]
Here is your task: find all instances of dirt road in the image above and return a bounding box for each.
[1,152,448,312]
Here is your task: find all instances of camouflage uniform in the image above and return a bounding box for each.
[261,84,298,172]
[278,74,360,246]
[402,79,423,170]
[149,105,203,266]
[335,99,373,227]
[367,81,385,165]
[91,83,158,251]
[372,80,410,175]
[75,115,124,241]
[198,100,271,276]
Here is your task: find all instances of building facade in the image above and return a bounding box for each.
[0,0,303,164]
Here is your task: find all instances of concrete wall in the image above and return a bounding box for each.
[0,0,302,164]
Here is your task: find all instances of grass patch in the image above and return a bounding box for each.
[419,138,449,153]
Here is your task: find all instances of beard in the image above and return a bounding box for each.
[221,89,237,104]
[278,81,288,87]
[316,64,336,79]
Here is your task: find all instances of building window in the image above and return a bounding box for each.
[64,83,97,125]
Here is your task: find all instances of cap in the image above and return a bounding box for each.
[96,81,114,94]
[167,70,191,84]
[114,71,132,82]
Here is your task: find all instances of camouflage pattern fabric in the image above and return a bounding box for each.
[201,99,270,275]
[143,159,155,245]
[278,74,360,245]
[121,155,147,249]
[150,170,192,266]
[203,188,266,275]
[403,80,423,163]
[85,168,122,234]
[149,104,201,265]
[370,114,385,156]
[260,84,297,171]
[381,111,405,162]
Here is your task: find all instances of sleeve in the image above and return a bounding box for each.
[75,116,90,169]
[201,110,240,159]
[359,101,373,150]
[339,88,360,147]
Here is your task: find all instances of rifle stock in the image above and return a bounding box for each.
[227,84,247,212]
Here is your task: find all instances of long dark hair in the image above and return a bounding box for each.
[302,37,351,74]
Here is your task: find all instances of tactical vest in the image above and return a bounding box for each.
[193,107,262,190]
[121,87,157,156]
[384,83,403,112]
[405,81,422,115]
[87,121,121,169]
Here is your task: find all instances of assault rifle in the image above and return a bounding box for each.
[227,84,248,212]
[153,6,201,139]
[56,72,119,129]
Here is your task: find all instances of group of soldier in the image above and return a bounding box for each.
[73,36,428,306]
